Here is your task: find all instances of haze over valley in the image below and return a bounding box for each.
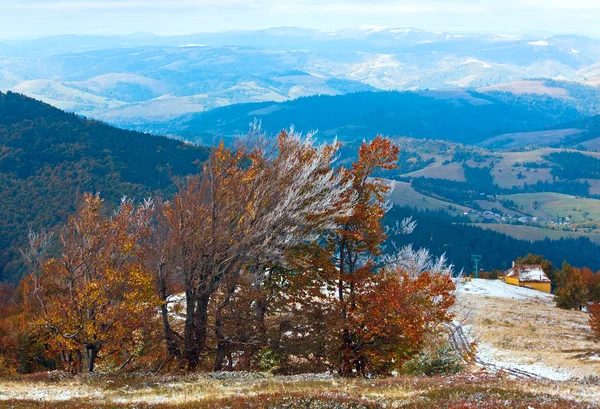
[3,28,600,129]
[3,2,600,407]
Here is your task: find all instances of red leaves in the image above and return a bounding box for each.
[339,269,456,376]
[590,302,600,338]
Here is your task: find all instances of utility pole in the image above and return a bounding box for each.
[471,254,483,278]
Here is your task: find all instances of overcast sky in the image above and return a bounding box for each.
[0,0,598,39]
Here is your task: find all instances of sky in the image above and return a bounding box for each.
[0,0,599,39]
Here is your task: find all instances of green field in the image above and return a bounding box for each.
[499,192,600,223]
[400,147,600,189]
[478,128,585,149]
[472,223,600,245]
[388,181,472,213]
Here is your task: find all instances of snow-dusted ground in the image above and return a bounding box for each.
[474,341,573,381]
[456,278,554,305]
[455,279,575,381]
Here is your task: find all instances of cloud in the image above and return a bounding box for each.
[0,0,599,38]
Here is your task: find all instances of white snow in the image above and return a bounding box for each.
[462,58,492,69]
[506,265,551,283]
[457,279,576,381]
[457,279,554,303]
[389,28,412,34]
[528,40,550,47]
[475,342,573,381]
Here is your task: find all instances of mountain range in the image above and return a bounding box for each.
[2,27,600,128]
[0,91,209,282]
[146,81,600,146]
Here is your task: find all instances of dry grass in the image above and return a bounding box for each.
[470,223,600,245]
[0,372,597,408]
[387,181,471,213]
[455,285,600,378]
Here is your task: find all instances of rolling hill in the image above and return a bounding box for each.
[151,90,586,145]
[3,29,600,128]
[0,91,210,282]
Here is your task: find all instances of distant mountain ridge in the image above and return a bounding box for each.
[0,91,209,282]
[2,28,600,127]
[146,88,591,146]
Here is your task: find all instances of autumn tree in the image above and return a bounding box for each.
[269,137,457,377]
[155,130,353,371]
[555,262,588,310]
[324,136,400,375]
[580,267,600,302]
[590,302,600,338]
[31,194,158,372]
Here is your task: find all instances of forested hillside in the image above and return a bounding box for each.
[386,206,600,273]
[0,91,209,282]
[154,90,584,145]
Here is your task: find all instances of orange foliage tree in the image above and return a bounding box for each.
[590,302,600,338]
[324,136,455,376]
[31,194,158,372]
[153,131,353,371]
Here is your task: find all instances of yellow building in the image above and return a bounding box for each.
[504,263,551,293]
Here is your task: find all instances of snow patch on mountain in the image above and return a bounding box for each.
[462,58,492,69]
[528,39,551,47]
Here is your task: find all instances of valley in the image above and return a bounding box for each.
[3,2,600,407]
[3,29,600,130]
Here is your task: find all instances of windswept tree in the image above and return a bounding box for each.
[31,194,158,372]
[280,137,456,376]
[156,131,354,371]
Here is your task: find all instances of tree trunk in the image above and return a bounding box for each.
[214,321,227,371]
[85,343,101,373]
[158,270,182,362]
[183,290,199,371]
[214,274,239,371]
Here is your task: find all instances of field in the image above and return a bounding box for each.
[401,147,600,189]
[0,371,597,408]
[472,223,600,244]
[499,192,600,223]
[478,129,585,149]
[1,279,599,408]
[404,160,466,182]
[477,80,573,98]
[455,279,600,387]
[388,181,471,213]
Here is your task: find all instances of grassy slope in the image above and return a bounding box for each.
[499,192,600,223]
[401,147,600,189]
[0,372,596,408]
[472,223,600,245]
[456,279,600,380]
[388,181,472,213]
[477,129,585,149]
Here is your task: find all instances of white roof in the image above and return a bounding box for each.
[505,265,551,283]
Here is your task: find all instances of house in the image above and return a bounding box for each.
[504,262,551,293]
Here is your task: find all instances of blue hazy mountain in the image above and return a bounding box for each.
[2,28,600,128]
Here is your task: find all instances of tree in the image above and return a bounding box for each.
[554,262,588,310]
[325,136,400,375]
[31,194,158,372]
[343,267,455,376]
[590,302,600,338]
[155,131,353,371]
[580,267,600,302]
